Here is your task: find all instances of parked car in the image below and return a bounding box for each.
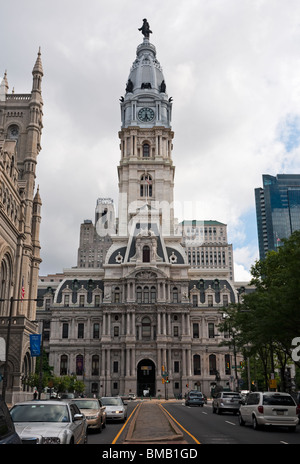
[10,400,87,444]
[291,391,300,420]
[71,398,106,432]
[100,396,127,422]
[185,391,205,407]
[0,397,22,444]
[212,391,241,415]
[121,393,137,401]
[238,391,299,431]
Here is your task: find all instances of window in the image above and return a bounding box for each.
[208,323,215,338]
[142,317,151,339]
[209,354,217,375]
[60,355,68,375]
[62,323,69,339]
[93,323,100,339]
[174,361,179,373]
[173,326,179,337]
[207,295,213,307]
[143,286,149,303]
[137,286,142,303]
[76,355,84,376]
[78,323,84,339]
[193,323,199,338]
[79,295,85,307]
[193,355,201,375]
[114,287,120,303]
[114,326,119,337]
[223,295,229,307]
[64,294,70,306]
[113,361,118,373]
[140,174,152,197]
[173,287,178,303]
[143,246,150,262]
[192,295,197,307]
[95,295,100,307]
[143,143,150,157]
[151,286,156,303]
[92,355,99,375]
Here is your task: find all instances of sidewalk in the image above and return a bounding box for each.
[123,400,188,444]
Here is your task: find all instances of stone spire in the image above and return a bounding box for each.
[0,71,9,101]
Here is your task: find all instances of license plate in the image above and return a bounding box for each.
[276,410,284,415]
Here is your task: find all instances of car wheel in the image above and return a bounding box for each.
[288,426,296,432]
[217,407,222,415]
[212,405,216,413]
[252,415,260,430]
[102,419,106,429]
[238,413,245,426]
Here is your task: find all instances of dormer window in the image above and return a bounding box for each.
[143,245,150,262]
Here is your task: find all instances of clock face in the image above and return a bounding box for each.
[138,107,155,122]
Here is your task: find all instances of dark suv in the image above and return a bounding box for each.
[0,397,21,444]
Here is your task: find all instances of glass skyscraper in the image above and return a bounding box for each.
[255,174,300,260]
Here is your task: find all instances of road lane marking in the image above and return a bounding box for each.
[225,421,236,426]
[111,403,141,444]
[159,404,201,444]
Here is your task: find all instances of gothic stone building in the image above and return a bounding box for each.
[0,51,43,402]
[37,27,244,398]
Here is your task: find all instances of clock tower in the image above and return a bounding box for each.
[118,21,175,237]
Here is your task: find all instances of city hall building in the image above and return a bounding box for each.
[37,23,244,398]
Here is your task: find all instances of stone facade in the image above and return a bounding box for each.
[37,29,245,398]
[0,51,43,402]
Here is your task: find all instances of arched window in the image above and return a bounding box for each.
[114,287,120,303]
[76,354,84,376]
[143,245,150,262]
[140,174,152,197]
[60,355,68,375]
[193,355,201,375]
[143,143,150,157]
[142,317,151,339]
[209,354,217,376]
[150,286,156,303]
[92,355,99,376]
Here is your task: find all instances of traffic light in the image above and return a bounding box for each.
[165,376,169,383]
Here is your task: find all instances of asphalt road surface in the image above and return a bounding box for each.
[87,400,300,445]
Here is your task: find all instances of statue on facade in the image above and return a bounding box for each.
[138,19,152,38]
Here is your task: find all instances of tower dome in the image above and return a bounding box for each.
[120,20,172,129]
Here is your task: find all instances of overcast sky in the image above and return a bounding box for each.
[2,0,300,281]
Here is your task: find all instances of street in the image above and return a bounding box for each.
[87,400,300,445]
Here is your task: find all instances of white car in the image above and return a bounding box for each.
[10,400,87,444]
[100,396,127,422]
[239,392,299,431]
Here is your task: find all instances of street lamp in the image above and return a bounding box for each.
[0,297,40,401]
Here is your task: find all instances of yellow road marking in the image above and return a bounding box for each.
[159,403,201,444]
[111,403,141,444]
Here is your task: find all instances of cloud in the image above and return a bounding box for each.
[2,0,300,281]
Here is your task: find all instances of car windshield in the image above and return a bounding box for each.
[190,393,203,397]
[263,395,295,406]
[10,404,70,423]
[73,400,99,410]
[101,397,123,406]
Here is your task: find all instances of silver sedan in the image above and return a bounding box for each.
[10,400,87,444]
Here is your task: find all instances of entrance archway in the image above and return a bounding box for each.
[137,359,156,397]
